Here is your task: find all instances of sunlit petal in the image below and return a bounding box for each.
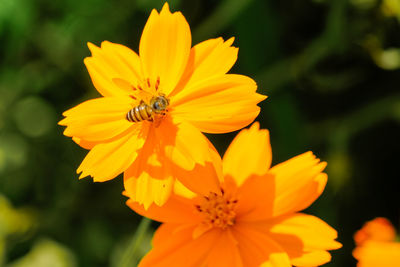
[269,152,327,217]
[139,3,191,96]
[171,74,266,133]
[84,41,142,96]
[223,122,272,187]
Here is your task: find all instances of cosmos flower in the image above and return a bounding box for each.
[127,123,342,267]
[59,3,265,207]
[353,217,400,267]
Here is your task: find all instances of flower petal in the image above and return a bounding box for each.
[266,213,342,266]
[353,241,400,267]
[72,137,97,150]
[123,124,174,208]
[354,217,397,245]
[139,3,191,96]
[157,117,222,195]
[234,174,275,222]
[126,193,199,224]
[139,225,221,267]
[171,37,238,96]
[77,125,148,182]
[269,152,328,217]
[223,122,272,187]
[232,225,291,267]
[205,229,244,267]
[171,74,266,133]
[59,96,135,142]
[124,171,174,209]
[84,41,143,97]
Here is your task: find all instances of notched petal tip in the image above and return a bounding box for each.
[160,2,170,13]
[87,42,98,53]
[226,37,236,46]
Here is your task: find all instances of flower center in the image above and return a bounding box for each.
[195,190,238,230]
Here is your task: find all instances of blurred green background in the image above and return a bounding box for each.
[0,0,399,266]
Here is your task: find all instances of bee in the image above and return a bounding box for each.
[125,95,169,123]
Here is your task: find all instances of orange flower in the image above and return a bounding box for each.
[353,217,400,267]
[127,123,342,267]
[59,3,265,207]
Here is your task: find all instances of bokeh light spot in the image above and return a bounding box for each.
[13,97,56,138]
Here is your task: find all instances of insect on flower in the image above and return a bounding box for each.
[59,2,266,208]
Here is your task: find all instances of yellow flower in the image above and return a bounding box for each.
[127,123,342,267]
[59,3,265,207]
[353,217,400,267]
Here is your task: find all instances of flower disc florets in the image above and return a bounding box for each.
[195,189,238,229]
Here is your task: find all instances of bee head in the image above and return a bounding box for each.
[151,95,169,113]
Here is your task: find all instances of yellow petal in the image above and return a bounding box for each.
[124,171,174,209]
[353,241,400,267]
[173,179,197,199]
[77,125,148,182]
[139,3,191,96]
[223,122,272,187]
[171,74,266,133]
[267,214,341,256]
[171,37,238,96]
[123,125,173,208]
[84,41,143,96]
[60,96,135,142]
[269,152,328,217]
[290,250,332,266]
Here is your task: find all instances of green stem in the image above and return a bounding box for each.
[117,218,152,267]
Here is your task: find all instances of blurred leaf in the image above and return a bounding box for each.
[193,0,255,41]
[7,238,77,267]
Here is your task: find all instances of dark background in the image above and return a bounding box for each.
[0,0,399,266]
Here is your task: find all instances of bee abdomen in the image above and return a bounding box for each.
[126,103,153,122]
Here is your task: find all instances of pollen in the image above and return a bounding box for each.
[195,189,238,230]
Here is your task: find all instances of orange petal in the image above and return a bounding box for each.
[263,213,341,266]
[124,171,174,209]
[84,41,143,97]
[233,174,275,222]
[354,217,397,245]
[138,225,221,267]
[353,240,400,267]
[123,125,173,208]
[223,122,272,187]
[139,3,191,96]
[72,137,97,150]
[173,179,197,199]
[59,96,135,142]
[156,117,222,195]
[205,229,244,267]
[269,152,328,217]
[77,125,148,182]
[232,225,292,267]
[171,37,238,96]
[126,194,200,224]
[171,74,266,133]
